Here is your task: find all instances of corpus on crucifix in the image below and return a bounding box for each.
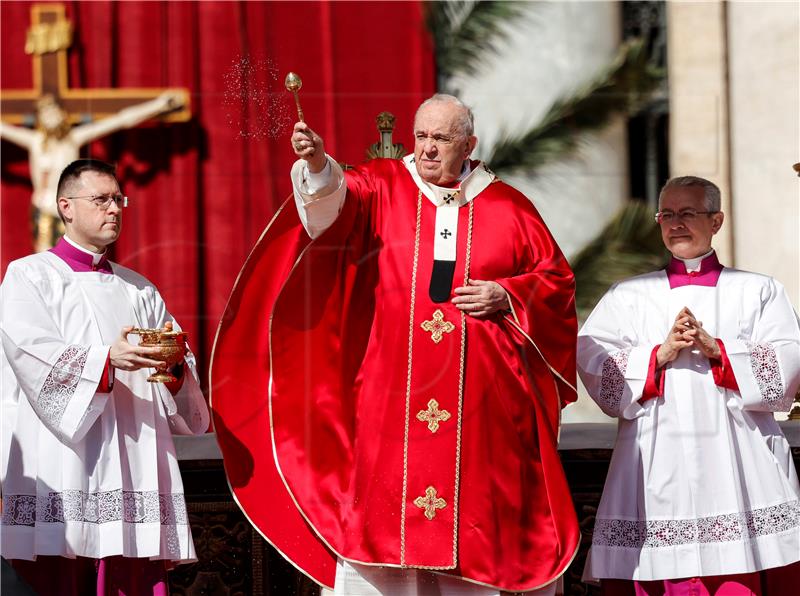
[0,3,191,252]
[0,92,184,252]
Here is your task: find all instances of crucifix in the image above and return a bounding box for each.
[0,3,192,252]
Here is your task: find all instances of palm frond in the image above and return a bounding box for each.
[425,1,527,86]
[571,201,670,319]
[487,39,664,176]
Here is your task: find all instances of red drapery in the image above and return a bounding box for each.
[1,0,435,379]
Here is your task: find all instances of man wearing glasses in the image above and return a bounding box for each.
[578,176,800,593]
[0,159,209,594]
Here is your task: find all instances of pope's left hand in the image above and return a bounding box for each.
[452,280,510,318]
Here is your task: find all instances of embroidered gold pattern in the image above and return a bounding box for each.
[420,309,455,344]
[414,486,447,520]
[400,192,423,565]
[416,399,451,432]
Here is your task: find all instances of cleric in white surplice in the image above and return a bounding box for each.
[577,176,800,593]
[0,159,209,595]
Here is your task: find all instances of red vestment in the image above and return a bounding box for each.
[211,158,579,591]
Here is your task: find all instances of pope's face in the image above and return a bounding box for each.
[59,172,123,252]
[413,102,477,186]
[658,185,723,259]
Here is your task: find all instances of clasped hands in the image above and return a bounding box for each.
[656,306,720,368]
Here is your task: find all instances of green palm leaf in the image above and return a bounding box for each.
[487,39,664,176]
[571,201,670,319]
[425,1,527,86]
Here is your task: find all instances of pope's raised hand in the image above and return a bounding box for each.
[291,122,326,173]
[110,326,167,372]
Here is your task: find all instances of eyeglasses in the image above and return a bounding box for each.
[654,209,717,224]
[66,194,128,209]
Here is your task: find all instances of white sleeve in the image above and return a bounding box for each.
[290,155,347,239]
[577,285,653,420]
[0,264,110,443]
[722,278,800,412]
[149,289,209,435]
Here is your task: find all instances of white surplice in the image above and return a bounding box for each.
[1,251,209,562]
[577,267,800,581]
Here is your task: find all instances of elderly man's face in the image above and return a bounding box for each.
[413,102,477,186]
[658,186,723,259]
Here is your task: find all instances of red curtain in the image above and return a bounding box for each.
[1,0,434,381]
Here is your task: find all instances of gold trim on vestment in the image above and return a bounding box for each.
[399,192,423,565]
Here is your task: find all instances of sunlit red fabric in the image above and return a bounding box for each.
[212,159,580,590]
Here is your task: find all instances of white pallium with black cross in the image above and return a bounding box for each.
[402,155,495,302]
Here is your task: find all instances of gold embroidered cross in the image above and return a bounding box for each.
[420,309,454,344]
[416,399,451,432]
[413,486,446,520]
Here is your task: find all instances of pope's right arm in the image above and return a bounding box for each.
[289,121,348,239]
[290,156,347,239]
[0,263,112,443]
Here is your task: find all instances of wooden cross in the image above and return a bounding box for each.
[420,309,455,344]
[413,486,446,521]
[416,399,451,433]
[0,3,190,126]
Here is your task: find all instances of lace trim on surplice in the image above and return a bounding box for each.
[37,345,89,426]
[593,500,800,549]
[598,350,629,414]
[1,490,188,527]
[746,342,785,409]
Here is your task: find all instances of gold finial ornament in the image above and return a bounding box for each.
[284,72,305,122]
[366,111,406,160]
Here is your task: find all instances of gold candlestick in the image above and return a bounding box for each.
[284,72,305,122]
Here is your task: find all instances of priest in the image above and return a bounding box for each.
[1,159,209,595]
[212,94,580,594]
[578,176,800,593]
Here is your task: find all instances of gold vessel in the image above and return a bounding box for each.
[130,322,187,383]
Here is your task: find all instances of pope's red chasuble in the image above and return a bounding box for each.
[211,157,580,591]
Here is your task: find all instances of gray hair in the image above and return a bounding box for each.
[415,94,475,138]
[659,176,721,212]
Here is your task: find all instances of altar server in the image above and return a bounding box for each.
[578,175,800,594]
[1,159,209,595]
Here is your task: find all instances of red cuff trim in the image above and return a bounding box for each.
[98,353,114,393]
[641,344,665,402]
[711,339,739,391]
